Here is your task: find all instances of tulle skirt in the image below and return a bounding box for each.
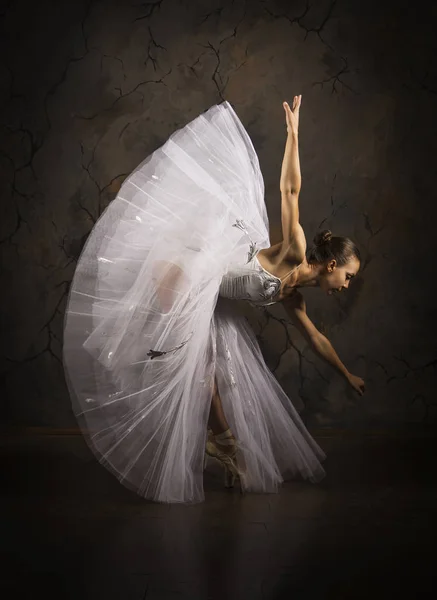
[63,101,325,503]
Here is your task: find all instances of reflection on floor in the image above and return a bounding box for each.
[2,431,436,599]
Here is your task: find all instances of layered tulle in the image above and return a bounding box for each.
[63,101,325,503]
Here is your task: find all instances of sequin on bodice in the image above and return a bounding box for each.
[219,255,298,307]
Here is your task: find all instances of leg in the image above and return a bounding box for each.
[207,378,237,456]
[205,378,242,489]
[207,377,230,435]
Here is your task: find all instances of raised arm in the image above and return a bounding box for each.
[283,292,366,396]
[280,97,306,263]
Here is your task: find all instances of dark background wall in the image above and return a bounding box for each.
[1,0,436,430]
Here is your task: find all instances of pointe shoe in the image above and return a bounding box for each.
[205,428,245,492]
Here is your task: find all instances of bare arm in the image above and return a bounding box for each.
[279,97,306,261]
[280,133,301,194]
[283,292,365,395]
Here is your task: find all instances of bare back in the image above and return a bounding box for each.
[256,252,306,303]
[256,223,307,300]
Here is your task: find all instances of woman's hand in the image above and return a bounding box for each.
[346,373,366,396]
[283,95,302,135]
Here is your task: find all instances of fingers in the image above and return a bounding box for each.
[351,380,365,395]
[283,95,302,111]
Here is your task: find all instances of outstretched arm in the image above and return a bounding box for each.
[280,97,301,194]
[280,97,306,262]
[283,292,365,396]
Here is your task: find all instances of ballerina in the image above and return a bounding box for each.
[205,95,364,487]
[63,95,364,503]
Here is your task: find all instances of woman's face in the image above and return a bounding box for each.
[319,256,360,295]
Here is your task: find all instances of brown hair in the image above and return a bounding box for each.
[307,229,361,266]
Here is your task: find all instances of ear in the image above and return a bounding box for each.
[327,259,337,273]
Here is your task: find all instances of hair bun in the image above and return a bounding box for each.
[314,229,332,246]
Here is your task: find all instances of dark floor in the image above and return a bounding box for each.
[2,430,437,599]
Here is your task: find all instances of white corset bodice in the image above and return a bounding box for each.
[219,255,297,307]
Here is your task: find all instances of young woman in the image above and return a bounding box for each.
[206,96,364,486]
[63,96,364,503]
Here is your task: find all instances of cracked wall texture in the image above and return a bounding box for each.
[1,0,436,429]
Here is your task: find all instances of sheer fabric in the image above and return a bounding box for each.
[63,101,325,503]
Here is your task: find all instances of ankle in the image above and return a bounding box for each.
[214,429,236,449]
[215,428,234,441]
[210,426,230,437]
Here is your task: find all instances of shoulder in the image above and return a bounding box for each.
[257,239,305,279]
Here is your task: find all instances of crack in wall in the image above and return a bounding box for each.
[199,1,248,100]
[256,308,330,409]
[312,56,357,95]
[75,68,172,120]
[144,26,167,72]
[263,0,337,51]
[134,0,165,23]
[317,172,347,230]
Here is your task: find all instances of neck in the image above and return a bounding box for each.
[294,261,322,288]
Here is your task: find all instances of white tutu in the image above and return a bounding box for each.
[63,101,325,503]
